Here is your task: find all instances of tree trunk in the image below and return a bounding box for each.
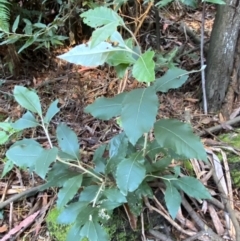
[206,1,240,117]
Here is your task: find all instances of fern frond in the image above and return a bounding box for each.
[0,0,11,32]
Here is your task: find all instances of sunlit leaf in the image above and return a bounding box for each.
[14,86,42,116]
[121,87,158,145]
[132,51,155,82]
[154,119,207,161]
[12,111,39,130]
[56,123,80,160]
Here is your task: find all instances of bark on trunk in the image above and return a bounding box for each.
[206,1,240,115]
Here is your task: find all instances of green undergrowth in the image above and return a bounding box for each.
[219,131,240,187]
[46,207,140,241]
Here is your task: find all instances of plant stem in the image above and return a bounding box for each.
[92,182,105,207]
[57,157,103,182]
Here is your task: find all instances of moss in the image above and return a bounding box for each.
[218,131,240,187]
[46,208,72,241]
[46,207,140,241]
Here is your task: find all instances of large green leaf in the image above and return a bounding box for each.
[57,202,88,224]
[116,154,146,195]
[132,51,155,82]
[66,224,81,241]
[154,119,207,161]
[35,147,58,179]
[121,87,158,145]
[80,7,123,28]
[80,220,109,241]
[154,68,189,92]
[57,174,83,208]
[164,182,181,219]
[56,123,80,160]
[14,86,42,116]
[104,188,127,203]
[85,92,126,120]
[58,42,123,67]
[79,185,101,202]
[46,162,80,187]
[126,192,143,216]
[6,144,43,169]
[172,176,211,199]
[91,22,118,48]
[12,111,39,130]
[44,100,60,124]
[107,50,136,66]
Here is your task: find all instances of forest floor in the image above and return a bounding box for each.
[1,3,240,241]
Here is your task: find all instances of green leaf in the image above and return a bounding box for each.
[13,86,42,116]
[80,6,123,28]
[56,123,80,160]
[18,36,36,53]
[99,200,122,210]
[11,138,42,148]
[156,0,174,8]
[44,100,60,123]
[132,51,155,82]
[154,119,207,161]
[109,132,128,158]
[121,87,158,145]
[0,131,9,144]
[93,144,107,174]
[135,181,153,198]
[116,154,146,195]
[172,176,211,199]
[35,147,58,179]
[57,174,83,208]
[164,182,181,219]
[76,206,98,227]
[85,92,126,120]
[107,50,135,66]
[58,41,123,67]
[154,68,189,92]
[80,220,108,241]
[204,0,225,3]
[91,22,118,48]
[0,122,13,132]
[47,162,80,187]
[58,202,88,224]
[12,15,20,33]
[79,185,101,202]
[12,111,39,130]
[104,188,127,203]
[126,192,142,216]
[1,159,14,178]
[180,0,197,7]
[6,144,43,169]
[66,224,81,241]
[115,64,129,78]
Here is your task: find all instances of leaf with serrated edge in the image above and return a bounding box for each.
[121,87,158,145]
[56,123,80,160]
[80,221,109,241]
[154,68,189,92]
[104,188,127,203]
[116,154,146,195]
[57,174,83,208]
[6,144,43,169]
[164,182,181,219]
[35,147,58,179]
[80,7,123,28]
[91,22,118,48]
[79,185,100,202]
[172,176,211,199]
[154,119,207,161]
[12,111,39,130]
[44,100,60,124]
[85,92,126,120]
[109,132,128,158]
[14,86,42,115]
[58,42,123,67]
[132,51,155,82]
